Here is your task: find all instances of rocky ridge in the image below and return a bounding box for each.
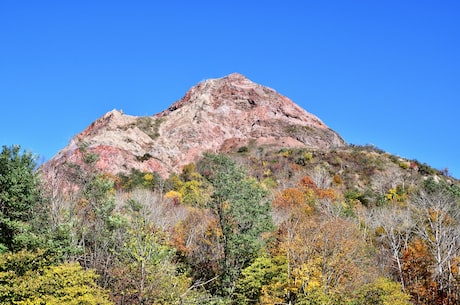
[43,73,345,178]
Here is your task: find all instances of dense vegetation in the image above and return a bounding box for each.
[1,143,459,304]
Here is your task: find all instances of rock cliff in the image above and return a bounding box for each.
[43,73,345,178]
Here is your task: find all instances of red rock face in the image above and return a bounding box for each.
[42,73,345,179]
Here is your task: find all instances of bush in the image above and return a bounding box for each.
[237,146,249,153]
[134,117,164,140]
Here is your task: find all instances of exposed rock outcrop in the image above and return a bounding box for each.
[43,73,345,178]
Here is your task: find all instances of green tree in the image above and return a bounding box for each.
[0,145,40,252]
[198,153,274,298]
[114,199,177,304]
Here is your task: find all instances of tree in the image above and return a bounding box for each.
[400,238,435,304]
[0,249,113,304]
[114,212,182,303]
[166,163,213,207]
[77,172,125,287]
[366,206,414,290]
[273,203,376,305]
[35,164,81,260]
[171,207,223,289]
[409,187,460,302]
[126,188,188,231]
[111,197,211,305]
[0,145,40,252]
[234,255,287,305]
[353,277,412,305]
[54,146,129,287]
[198,153,274,298]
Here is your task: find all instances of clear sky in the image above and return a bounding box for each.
[1,1,459,178]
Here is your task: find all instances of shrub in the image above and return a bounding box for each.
[237,146,249,153]
[135,117,164,140]
[333,173,342,185]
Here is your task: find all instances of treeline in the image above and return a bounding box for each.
[1,144,460,304]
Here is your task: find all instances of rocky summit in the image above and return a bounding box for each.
[43,73,345,178]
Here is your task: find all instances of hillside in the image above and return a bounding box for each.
[41,72,456,206]
[4,74,459,305]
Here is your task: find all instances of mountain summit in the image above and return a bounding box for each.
[45,73,345,177]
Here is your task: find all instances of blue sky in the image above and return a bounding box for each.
[1,1,459,178]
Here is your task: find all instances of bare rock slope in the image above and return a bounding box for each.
[44,73,345,178]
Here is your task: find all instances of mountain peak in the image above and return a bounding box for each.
[159,73,260,115]
[44,74,345,178]
[225,72,247,79]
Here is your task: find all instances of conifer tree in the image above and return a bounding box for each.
[198,153,274,298]
[0,145,40,252]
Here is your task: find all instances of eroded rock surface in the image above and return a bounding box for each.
[43,73,345,178]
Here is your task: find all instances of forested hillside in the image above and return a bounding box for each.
[1,143,459,304]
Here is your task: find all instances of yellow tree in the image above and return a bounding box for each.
[273,206,376,304]
[353,277,412,305]
[0,250,112,304]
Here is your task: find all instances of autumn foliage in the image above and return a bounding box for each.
[2,145,460,304]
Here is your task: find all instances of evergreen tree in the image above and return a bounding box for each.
[0,145,40,252]
[198,153,274,298]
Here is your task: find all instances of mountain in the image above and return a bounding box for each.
[43,73,345,178]
[29,73,460,305]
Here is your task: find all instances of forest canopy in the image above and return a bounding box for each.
[1,144,459,304]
